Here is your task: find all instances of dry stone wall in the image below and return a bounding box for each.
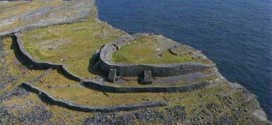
[99,33,215,77]
[7,33,210,93]
[0,19,86,37]
[20,82,168,112]
[82,80,210,93]
[12,33,82,82]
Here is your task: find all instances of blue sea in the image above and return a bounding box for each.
[96,0,272,120]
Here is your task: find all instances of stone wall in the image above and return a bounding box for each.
[99,33,215,77]
[20,82,167,112]
[0,18,86,37]
[82,80,210,93]
[12,33,82,82]
[3,33,210,93]
[0,0,96,36]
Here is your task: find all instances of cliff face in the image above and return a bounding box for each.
[0,0,270,124]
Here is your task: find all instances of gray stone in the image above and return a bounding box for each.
[143,70,153,84]
[108,69,116,83]
[169,45,192,56]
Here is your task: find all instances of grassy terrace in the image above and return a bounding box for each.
[22,19,125,79]
[33,70,166,106]
[112,35,211,64]
[33,71,229,108]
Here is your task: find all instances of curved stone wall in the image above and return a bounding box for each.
[2,32,210,93]
[0,18,86,37]
[13,33,82,82]
[4,33,212,93]
[99,33,215,77]
[82,80,210,93]
[20,83,167,112]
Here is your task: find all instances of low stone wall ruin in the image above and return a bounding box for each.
[20,82,167,112]
[99,34,214,77]
[82,80,210,93]
[0,18,86,38]
[12,33,82,82]
[99,33,215,77]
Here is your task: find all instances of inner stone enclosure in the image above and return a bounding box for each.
[99,34,214,85]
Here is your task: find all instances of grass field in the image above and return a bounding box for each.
[22,19,126,79]
[112,35,211,64]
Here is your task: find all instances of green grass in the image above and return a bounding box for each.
[33,70,174,106]
[1,37,46,92]
[22,19,125,79]
[1,37,93,124]
[112,35,208,64]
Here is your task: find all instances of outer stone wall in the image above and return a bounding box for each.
[20,82,168,112]
[99,33,215,77]
[82,80,210,93]
[0,18,86,37]
[12,33,82,82]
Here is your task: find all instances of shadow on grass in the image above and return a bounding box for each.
[88,52,107,77]
[11,35,39,70]
[8,35,80,82]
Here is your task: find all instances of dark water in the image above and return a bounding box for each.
[96,0,272,120]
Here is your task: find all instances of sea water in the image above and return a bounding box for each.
[96,0,272,120]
